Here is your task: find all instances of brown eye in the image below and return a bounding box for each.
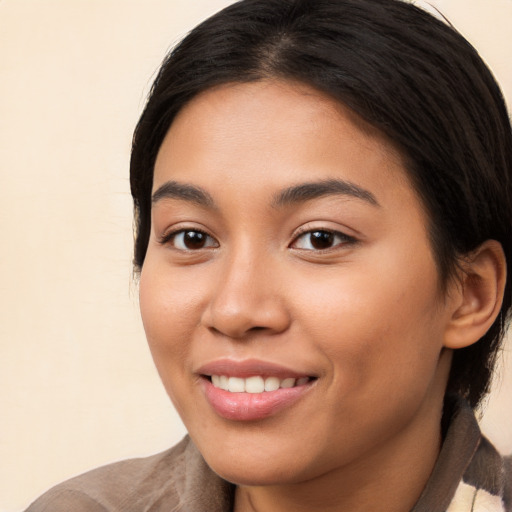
[169,230,218,250]
[292,229,354,251]
[309,231,335,249]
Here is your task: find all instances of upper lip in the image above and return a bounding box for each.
[196,358,315,379]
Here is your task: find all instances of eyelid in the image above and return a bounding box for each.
[290,226,358,251]
[158,227,219,250]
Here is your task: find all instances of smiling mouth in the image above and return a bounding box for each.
[197,359,318,420]
[206,375,315,393]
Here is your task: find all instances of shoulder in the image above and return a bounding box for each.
[463,436,512,512]
[25,437,192,512]
[416,396,512,512]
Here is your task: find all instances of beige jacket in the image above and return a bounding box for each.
[26,396,511,511]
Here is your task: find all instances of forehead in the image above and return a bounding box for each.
[153,80,415,210]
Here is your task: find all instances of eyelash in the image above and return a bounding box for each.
[158,228,219,251]
[159,227,356,252]
[290,228,357,251]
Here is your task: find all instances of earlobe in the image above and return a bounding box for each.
[444,240,506,350]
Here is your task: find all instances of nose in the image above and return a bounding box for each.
[200,251,291,339]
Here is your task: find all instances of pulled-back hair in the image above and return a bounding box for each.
[130,0,512,408]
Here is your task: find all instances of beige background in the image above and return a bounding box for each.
[1,1,511,511]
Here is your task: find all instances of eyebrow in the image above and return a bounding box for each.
[272,179,380,208]
[152,181,215,208]
[151,178,379,209]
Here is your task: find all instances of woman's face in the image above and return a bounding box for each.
[140,80,456,485]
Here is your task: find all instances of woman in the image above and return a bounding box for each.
[27,0,511,510]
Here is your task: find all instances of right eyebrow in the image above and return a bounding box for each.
[151,181,216,209]
[272,178,380,208]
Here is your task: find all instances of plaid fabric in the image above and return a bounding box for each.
[447,482,506,512]
[412,395,511,512]
[26,397,511,512]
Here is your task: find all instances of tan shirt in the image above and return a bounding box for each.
[26,396,511,511]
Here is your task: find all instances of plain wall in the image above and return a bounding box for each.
[0,1,510,510]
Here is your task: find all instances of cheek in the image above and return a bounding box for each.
[138,260,203,419]
[139,259,201,374]
[292,251,444,390]
[140,255,207,333]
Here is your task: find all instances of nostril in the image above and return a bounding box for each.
[202,297,291,338]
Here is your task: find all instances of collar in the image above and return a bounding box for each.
[411,394,507,511]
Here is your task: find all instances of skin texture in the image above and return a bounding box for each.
[139,80,504,512]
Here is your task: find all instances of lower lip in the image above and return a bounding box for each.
[201,378,314,421]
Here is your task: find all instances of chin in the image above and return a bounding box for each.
[192,429,323,487]
[208,457,309,487]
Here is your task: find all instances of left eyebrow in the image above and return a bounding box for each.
[272,179,380,208]
[152,181,215,208]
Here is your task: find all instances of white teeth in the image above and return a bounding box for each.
[264,376,280,392]
[245,376,265,393]
[210,375,310,393]
[280,378,296,388]
[228,376,245,392]
[219,375,229,391]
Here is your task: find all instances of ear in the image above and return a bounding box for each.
[444,240,506,350]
